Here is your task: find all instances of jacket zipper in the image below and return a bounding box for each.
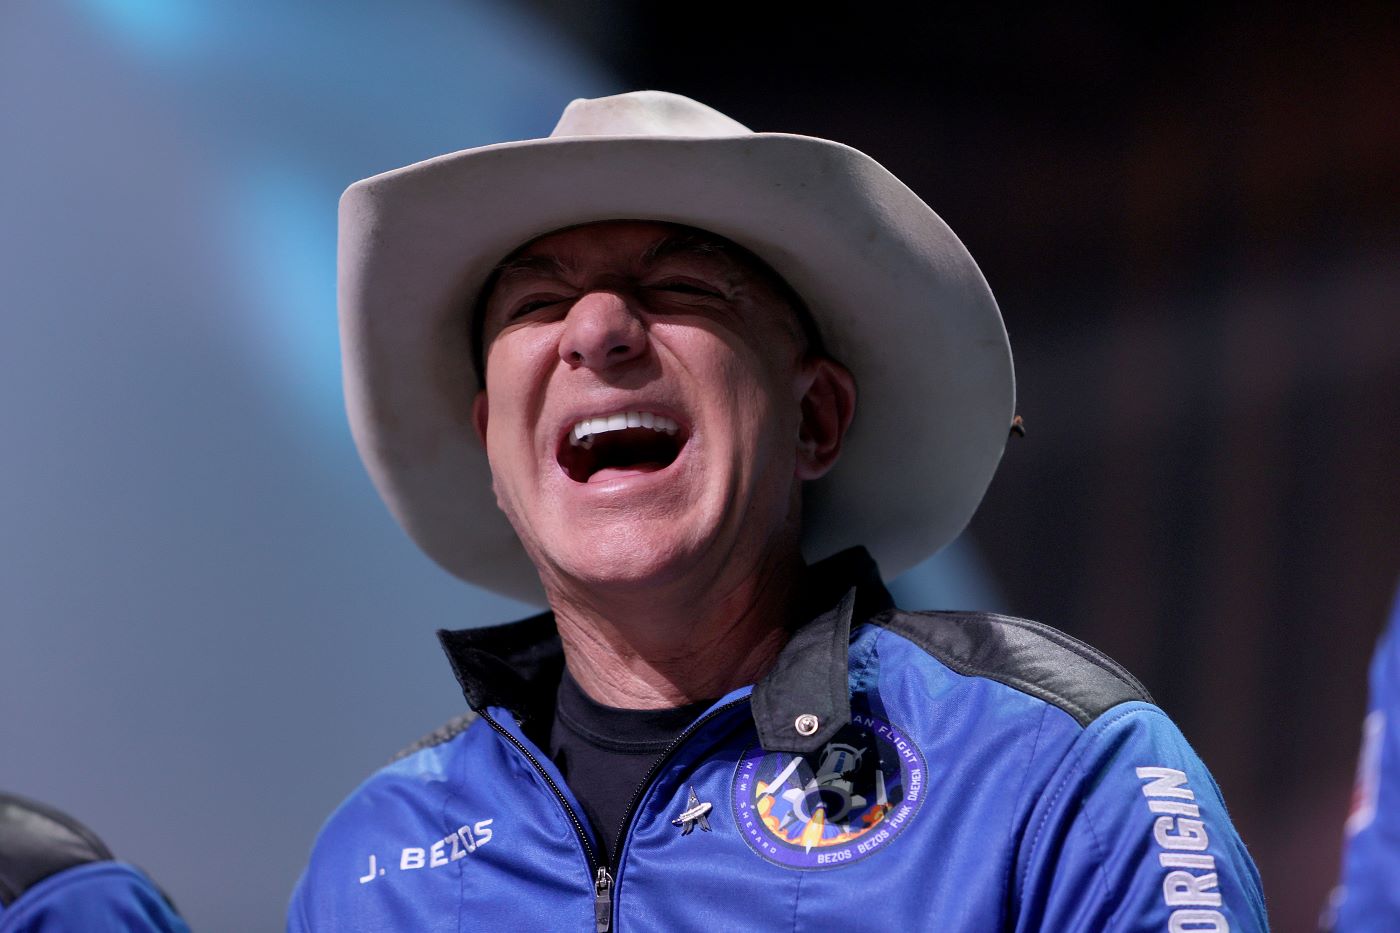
[598,698,746,932]
[478,713,603,899]
[482,699,746,933]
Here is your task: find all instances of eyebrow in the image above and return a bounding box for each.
[491,253,576,287]
[640,232,739,270]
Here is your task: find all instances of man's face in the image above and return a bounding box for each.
[472,220,841,595]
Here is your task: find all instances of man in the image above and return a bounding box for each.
[291,91,1267,930]
[1326,584,1400,930]
[0,792,190,931]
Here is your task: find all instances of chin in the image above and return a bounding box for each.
[544,520,712,593]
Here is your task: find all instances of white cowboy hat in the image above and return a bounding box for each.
[339,90,1015,605]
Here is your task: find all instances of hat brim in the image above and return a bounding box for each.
[339,133,1014,604]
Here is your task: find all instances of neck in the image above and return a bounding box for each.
[548,546,805,709]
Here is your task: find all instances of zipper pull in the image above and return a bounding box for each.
[594,865,613,932]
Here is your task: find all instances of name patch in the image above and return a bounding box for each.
[357,819,494,885]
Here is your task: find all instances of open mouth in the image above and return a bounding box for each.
[557,411,689,484]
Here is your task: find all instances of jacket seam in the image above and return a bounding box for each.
[790,871,803,933]
[390,711,481,764]
[1071,770,1117,931]
[887,610,1151,701]
[968,613,1150,700]
[1004,703,1052,925]
[871,611,1152,723]
[444,786,464,933]
[1019,706,1147,908]
[935,650,1094,723]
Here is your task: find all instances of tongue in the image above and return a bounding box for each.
[588,462,668,483]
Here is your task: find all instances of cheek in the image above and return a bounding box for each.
[705,349,800,465]
[488,323,563,385]
[481,335,556,462]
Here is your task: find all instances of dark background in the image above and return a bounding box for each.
[528,1,1399,926]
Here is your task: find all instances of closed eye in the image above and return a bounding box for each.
[509,297,567,320]
[507,282,721,321]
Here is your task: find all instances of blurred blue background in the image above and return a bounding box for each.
[0,3,1004,929]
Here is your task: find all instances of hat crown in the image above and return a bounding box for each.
[550,90,751,139]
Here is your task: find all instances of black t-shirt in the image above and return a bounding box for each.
[548,669,716,865]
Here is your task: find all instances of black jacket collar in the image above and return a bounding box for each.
[437,546,894,753]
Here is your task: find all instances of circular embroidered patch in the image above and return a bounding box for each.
[731,710,926,869]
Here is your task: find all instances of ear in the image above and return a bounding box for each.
[471,390,490,447]
[794,356,856,481]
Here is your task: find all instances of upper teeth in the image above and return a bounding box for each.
[570,411,679,448]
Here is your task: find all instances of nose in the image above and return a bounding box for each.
[558,291,648,370]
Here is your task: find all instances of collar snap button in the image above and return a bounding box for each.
[794,713,820,736]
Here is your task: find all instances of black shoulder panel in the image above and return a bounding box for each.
[0,792,113,907]
[390,711,480,764]
[871,610,1153,726]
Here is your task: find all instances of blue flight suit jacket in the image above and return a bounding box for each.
[0,794,189,933]
[1331,587,1400,930]
[290,547,1267,931]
